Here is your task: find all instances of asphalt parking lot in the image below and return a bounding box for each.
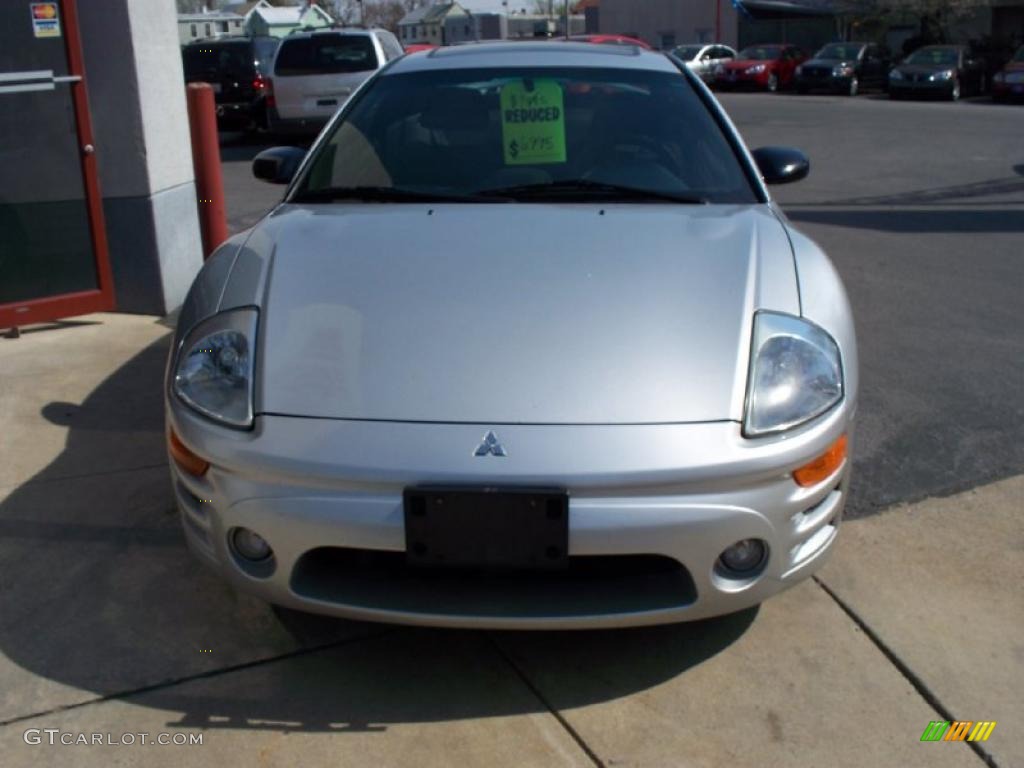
[1,92,1021,767]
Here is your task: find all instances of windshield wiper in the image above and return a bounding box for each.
[475,180,707,204]
[293,186,507,204]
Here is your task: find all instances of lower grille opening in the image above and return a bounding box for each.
[291,547,696,618]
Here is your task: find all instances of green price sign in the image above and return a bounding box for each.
[499,79,567,166]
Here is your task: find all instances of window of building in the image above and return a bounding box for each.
[205,23,211,37]
[190,23,197,37]
[659,32,675,50]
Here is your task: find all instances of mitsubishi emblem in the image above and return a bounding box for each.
[474,431,507,457]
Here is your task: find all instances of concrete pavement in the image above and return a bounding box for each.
[0,314,1019,767]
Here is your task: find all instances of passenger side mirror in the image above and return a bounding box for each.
[252,146,306,185]
[751,146,810,185]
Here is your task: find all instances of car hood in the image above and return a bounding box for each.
[250,203,800,424]
[894,63,955,74]
[803,58,852,69]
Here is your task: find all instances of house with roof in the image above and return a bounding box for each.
[224,0,333,39]
[177,9,246,44]
[398,2,471,46]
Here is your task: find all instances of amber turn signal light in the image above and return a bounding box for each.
[168,427,210,477]
[793,434,847,487]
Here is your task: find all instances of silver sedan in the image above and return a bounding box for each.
[166,42,857,629]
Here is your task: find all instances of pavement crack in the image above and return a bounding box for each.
[0,629,394,729]
[813,576,1001,768]
[485,633,605,768]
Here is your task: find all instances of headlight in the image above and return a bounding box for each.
[993,71,1005,83]
[889,69,903,80]
[743,312,843,437]
[173,308,258,428]
[932,69,954,80]
[833,64,853,76]
[747,64,766,74]
[795,65,803,75]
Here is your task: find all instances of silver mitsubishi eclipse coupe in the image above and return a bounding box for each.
[166,42,857,629]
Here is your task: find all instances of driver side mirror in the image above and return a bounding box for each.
[252,146,306,185]
[751,146,810,185]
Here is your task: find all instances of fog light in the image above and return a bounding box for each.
[719,539,767,574]
[231,527,272,562]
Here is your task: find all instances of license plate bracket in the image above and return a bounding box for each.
[403,487,569,570]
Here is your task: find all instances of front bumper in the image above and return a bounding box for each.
[714,71,770,90]
[888,78,954,97]
[796,74,853,92]
[168,403,854,629]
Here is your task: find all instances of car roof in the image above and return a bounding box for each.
[387,41,677,74]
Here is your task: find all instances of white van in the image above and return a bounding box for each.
[268,28,404,135]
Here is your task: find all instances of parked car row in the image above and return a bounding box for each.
[672,40,1023,103]
[183,33,1024,138]
[182,27,403,136]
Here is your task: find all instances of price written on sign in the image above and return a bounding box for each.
[499,79,567,166]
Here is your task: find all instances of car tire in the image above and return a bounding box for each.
[949,79,961,101]
[796,83,808,94]
[767,73,779,93]
[847,76,859,97]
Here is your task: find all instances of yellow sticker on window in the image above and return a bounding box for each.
[500,79,567,165]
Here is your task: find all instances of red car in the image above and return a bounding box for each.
[992,45,1024,101]
[715,44,807,92]
[569,34,653,50]
[403,44,437,55]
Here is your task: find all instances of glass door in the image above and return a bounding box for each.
[0,0,114,329]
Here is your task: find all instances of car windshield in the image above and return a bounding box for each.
[737,46,782,61]
[815,43,863,61]
[673,45,703,60]
[906,47,958,66]
[274,34,378,76]
[293,66,758,205]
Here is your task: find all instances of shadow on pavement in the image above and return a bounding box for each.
[0,336,756,730]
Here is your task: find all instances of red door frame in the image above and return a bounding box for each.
[0,0,115,330]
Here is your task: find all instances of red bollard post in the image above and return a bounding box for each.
[186,83,228,259]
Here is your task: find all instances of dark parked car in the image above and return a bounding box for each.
[795,42,891,96]
[182,35,280,132]
[888,45,987,101]
[992,45,1024,102]
[714,44,807,92]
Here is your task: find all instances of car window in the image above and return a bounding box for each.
[816,43,863,61]
[275,34,380,76]
[378,32,404,61]
[295,67,759,205]
[715,47,734,59]
[673,45,702,60]
[905,47,959,66]
[183,42,253,79]
[253,37,280,71]
[737,46,782,61]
